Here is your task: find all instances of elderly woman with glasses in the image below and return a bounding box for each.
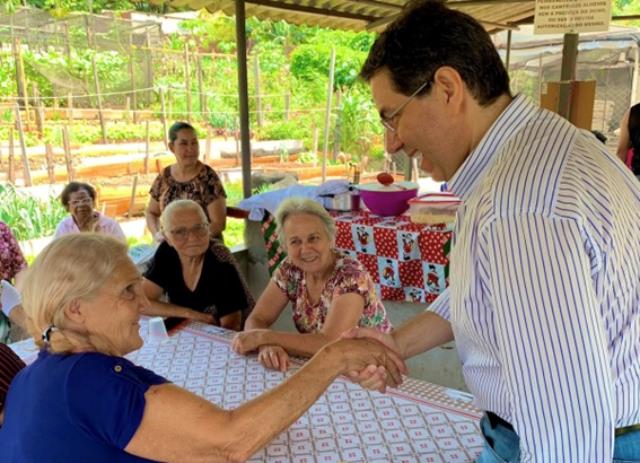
[0,233,405,462]
[232,197,391,371]
[142,199,252,331]
[54,181,125,241]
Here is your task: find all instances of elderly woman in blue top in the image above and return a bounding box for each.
[0,233,404,463]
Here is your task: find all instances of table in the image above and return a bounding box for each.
[333,211,452,303]
[11,321,482,462]
[260,211,453,303]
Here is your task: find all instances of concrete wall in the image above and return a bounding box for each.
[236,220,468,392]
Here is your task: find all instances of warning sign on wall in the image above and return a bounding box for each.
[534,0,611,34]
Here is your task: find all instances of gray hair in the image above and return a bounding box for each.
[19,234,130,354]
[275,197,335,242]
[160,199,209,233]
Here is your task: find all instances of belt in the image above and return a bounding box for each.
[487,412,640,438]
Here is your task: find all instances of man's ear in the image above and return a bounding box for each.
[63,299,85,325]
[433,66,465,108]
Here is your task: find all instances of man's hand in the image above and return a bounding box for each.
[341,327,405,392]
[231,330,266,355]
[258,345,290,372]
[322,337,407,391]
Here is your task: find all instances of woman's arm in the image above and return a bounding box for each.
[617,109,630,163]
[235,292,365,358]
[141,278,213,324]
[145,198,162,240]
[243,281,289,330]
[218,311,241,331]
[206,197,226,237]
[125,337,406,463]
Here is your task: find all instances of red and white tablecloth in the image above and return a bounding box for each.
[332,211,453,303]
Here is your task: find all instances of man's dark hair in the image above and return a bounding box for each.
[168,121,196,143]
[60,181,97,209]
[360,0,510,105]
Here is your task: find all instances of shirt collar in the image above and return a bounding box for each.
[447,94,539,201]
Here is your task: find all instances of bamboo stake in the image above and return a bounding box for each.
[67,92,73,121]
[322,47,336,183]
[160,87,168,149]
[205,125,212,163]
[284,92,291,121]
[129,33,138,123]
[184,43,192,123]
[254,55,263,127]
[12,37,30,125]
[62,125,74,182]
[128,175,139,218]
[197,55,206,121]
[8,129,15,184]
[45,143,55,184]
[14,105,32,186]
[143,121,150,174]
[91,55,107,144]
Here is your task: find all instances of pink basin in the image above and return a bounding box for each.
[358,182,419,216]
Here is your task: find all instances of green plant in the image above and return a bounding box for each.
[0,184,67,241]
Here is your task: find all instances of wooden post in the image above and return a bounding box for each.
[84,14,93,48]
[128,175,139,218]
[12,37,29,124]
[183,43,192,123]
[196,54,206,121]
[312,124,319,158]
[145,30,153,106]
[129,33,138,123]
[167,88,173,121]
[234,118,241,167]
[63,21,72,62]
[205,125,212,163]
[322,47,336,183]
[284,92,291,121]
[160,87,168,149]
[254,55,263,127]
[125,96,131,121]
[33,83,45,138]
[332,87,342,161]
[143,121,150,174]
[91,55,107,143]
[67,92,73,121]
[14,105,32,186]
[45,143,55,184]
[62,125,74,181]
[8,129,15,184]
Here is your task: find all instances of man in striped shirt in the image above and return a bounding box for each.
[350,1,640,461]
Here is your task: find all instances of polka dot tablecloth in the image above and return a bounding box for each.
[332,211,453,303]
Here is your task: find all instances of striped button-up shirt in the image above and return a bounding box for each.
[429,94,640,461]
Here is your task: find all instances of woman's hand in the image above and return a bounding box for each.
[231,330,267,355]
[258,345,290,372]
[190,312,215,325]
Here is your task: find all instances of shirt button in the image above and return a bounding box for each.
[114,365,123,373]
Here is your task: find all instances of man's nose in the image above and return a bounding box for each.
[385,129,404,154]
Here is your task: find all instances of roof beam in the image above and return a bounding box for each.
[246,0,378,22]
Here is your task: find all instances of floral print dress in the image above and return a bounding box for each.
[149,163,227,219]
[273,252,392,334]
[0,222,26,282]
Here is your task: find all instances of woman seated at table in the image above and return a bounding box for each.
[232,197,392,371]
[146,121,227,241]
[54,182,125,241]
[142,199,252,331]
[0,233,404,462]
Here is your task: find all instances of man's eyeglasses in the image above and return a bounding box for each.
[380,79,432,132]
[169,223,209,242]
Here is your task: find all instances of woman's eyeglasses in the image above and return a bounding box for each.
[169,223,209,241]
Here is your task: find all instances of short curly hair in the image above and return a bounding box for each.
[59,182,97,210]
[275,197,335,243]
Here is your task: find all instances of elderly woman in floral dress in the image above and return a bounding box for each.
[232,197,391,371]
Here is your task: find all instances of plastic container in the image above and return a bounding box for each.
[357,182,419,216]
[408,192,462,224]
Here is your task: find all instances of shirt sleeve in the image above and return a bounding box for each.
[427,289,450,320]
[202,167,227,204]
[149,173,164,202]
[483,215,614,462]
[143,242,171,289]
[272,260,297,301]
[332,259,370,303]
[1,280,21,317]
[66,353,167,449]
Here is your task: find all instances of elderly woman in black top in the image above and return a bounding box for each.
[142,199,253,330]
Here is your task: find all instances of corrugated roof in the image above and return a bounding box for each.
[164,0,536,33]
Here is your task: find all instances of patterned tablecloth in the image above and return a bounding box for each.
[260,211,453,303]
[10,321,482,462]
[333,211,453,303]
